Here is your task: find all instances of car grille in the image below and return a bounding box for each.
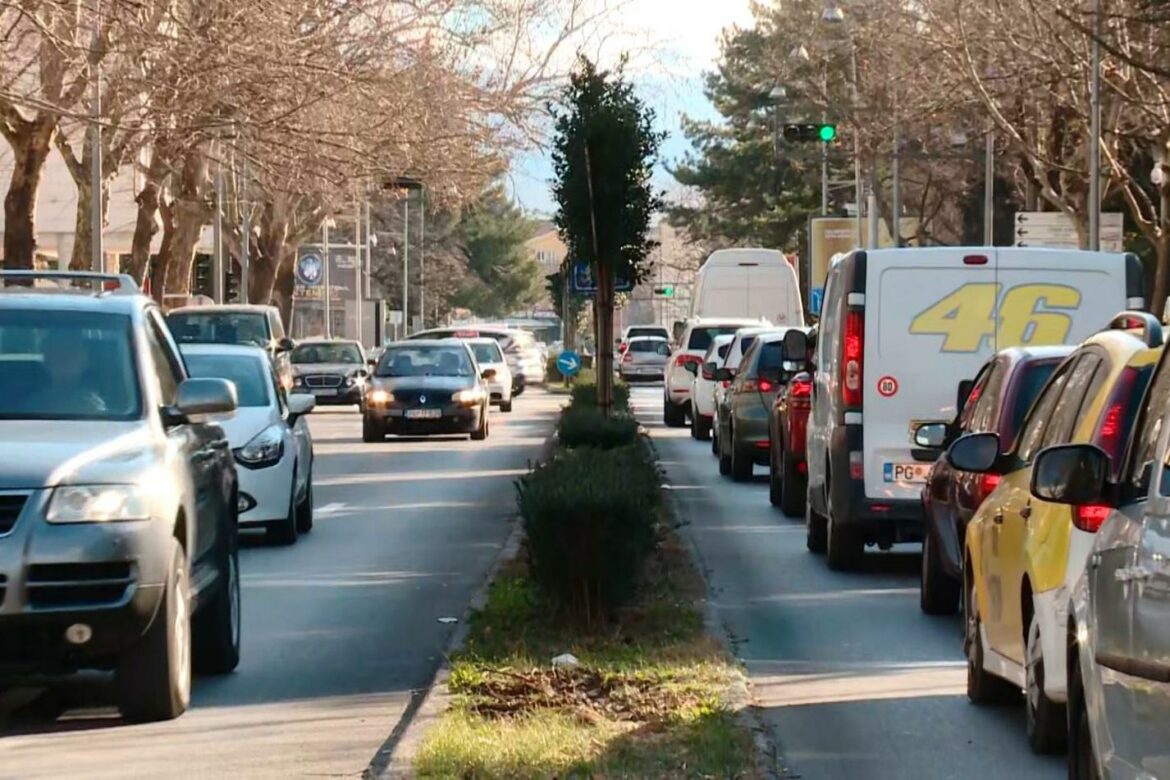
[304,373,344,388]
[26,562,134,609]
[396,390,453,405]
[0,494,26,536]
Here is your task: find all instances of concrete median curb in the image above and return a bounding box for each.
[364,432,559,779]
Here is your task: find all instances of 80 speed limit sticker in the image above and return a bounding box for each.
[877,376,899,397]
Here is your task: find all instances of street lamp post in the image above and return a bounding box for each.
[89,0,104,272]
[1089,0,1102,251]
[323,217,335,338]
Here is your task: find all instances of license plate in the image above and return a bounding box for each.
[406,408,442,420]
[312,388,338,396]
[884,463,931,483]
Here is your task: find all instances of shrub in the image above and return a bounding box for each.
[518,445,661,624]
[558,406,639,449]
[569,377,629,412]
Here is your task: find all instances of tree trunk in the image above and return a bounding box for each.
[3,122,56,269]
[128,149,168,284]
[273,253,296,329]
[68,177,110,271]
[164,200,206,297]
[250,206,289,305]
[595,262,615,417]
[150,196,176,303]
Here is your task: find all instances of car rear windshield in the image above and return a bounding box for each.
[1007,361,1060,442]
[0,309,141,420]
[184,353,270,407]
[377,345,474,378]
[629,339,668,354]
[471,342,504,364]
[291,343,362,365]
[628,327,668,340]
[168,312,270,348]
[688,326,744,351]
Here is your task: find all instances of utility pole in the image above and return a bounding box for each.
[402,195,410,336]
[89,0,104,272]
[354,198,363,343]
[323,219,332,338]
[983,133,995,246]
[1088,0,1102,251]
[212,134,225,304]
[849,46,864,246]
[240,153,251,302]
[891,90,901,247]
[418,189,426,331]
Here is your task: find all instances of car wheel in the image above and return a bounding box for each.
[769,440,783,508]
[690,405,701,440]
[471,411,488,441]
[268,480,299,546]
[501,399,513,413]
[965,572,1019,705]
[696,414,711,441]
[806,489,828,554]
[920,531,960,615]
[295,476,314,534]
[730,428,753,482]
[718,427,732,476]
[1025,610,1068,754]
[780,448,805,517]
[1068,643,1099,780]
[826,485,864,572]
[193,536,241,675]
[362,415,384,443]
[117,542,191,723]
[663,398,686,428]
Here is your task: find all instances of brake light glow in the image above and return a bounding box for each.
[622,352,633,363]
[1074,504,1111,533]
[978,473,1001,502]
[1093,366,1139,472]
[842,310,864,407]
[675,354,702,369]
[758,378,775,393]
[790,378,812,398]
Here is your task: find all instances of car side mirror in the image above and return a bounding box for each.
[781,329,809,362]
[713,367,733,382]
[1031,444,1110,505]
[914,422,948,449]
[683,361,699,376]
[287,392,316,422]
[482,368,497,380]
[946,432,1001,472]
[701,361,717,381]
[276,337,295,353]
[172,378,237,424]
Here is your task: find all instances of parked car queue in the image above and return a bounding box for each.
[660,246,1163,777]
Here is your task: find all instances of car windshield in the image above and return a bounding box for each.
[377,345,474,378]
[628,327,667,340]
[758,341,785,372]
[168,312,270,348]
[0,309,141,421]
[291,343,362,365]
[184,353,271,407]
[630,339,668,354]
[471,343,503,364]
[688,326,745,351]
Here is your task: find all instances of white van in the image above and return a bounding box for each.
[691,249,804,326]
[804,246,1145,571]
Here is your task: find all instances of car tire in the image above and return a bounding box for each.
[965,572,1019,705]
[718,429,732,476]
[769,441,783,508]
[690,405,701,440]
[1068,641,1099,780]
[117,542,191,723]
[471,411,489,441]
[296,477,314,534]
[780,449,805,518]
[268,481,299,546]
[663,398,686,428]
[806,492,828,554]
[920,531,960,615]
[193,536,241,675]
[826,486,864,572]
[1025,611,1068,754]
[501,399,513,413]
[730,430,753,482]
[362,416,384,443]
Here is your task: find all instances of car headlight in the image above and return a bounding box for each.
[234,424,285,469]
[47,485,151,524]
[452,388,485,405]
[292,374,306,388]
[369,389,394,405]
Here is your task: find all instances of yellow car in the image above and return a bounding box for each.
[945,313,1162,754]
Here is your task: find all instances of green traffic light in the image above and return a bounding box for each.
[663,286,674,297]
[819,124,837,142]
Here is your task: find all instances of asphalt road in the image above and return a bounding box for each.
[630,385,1065,780]
[0,390,560,779]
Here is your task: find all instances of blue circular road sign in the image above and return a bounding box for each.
[556,349,581,378]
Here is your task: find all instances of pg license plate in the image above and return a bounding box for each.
[312,388,338,396]
[406,408,442,420]
[884,463,931,483]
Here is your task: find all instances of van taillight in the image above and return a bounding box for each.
[1092,366,1139,471]
[842,310,864,407]
[790,378,812,398]
[1074,505,1111,533]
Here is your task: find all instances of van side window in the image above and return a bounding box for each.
[1016,362,1074,463]
[1129,358,1170,496]
[818,266,842,374]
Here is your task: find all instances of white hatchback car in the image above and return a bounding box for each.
[181,344,316,545]
[689,333,734,440]
[466,337,514,412]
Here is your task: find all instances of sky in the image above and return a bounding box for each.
[506,0,756,216]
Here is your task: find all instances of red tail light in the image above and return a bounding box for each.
[1074,504,1111,533]
[790,378,812,399]
[675,354,702,369]
[977,473,1001,503]
[1092,366,1139,472]
[619,342,629,354]
[842,310,864,407]
[720,380,730,388]
[758,378,775,393]
[622,352,633,363]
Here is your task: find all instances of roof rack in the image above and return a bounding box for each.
[0,270,140,295]
[1105,311,1163,348]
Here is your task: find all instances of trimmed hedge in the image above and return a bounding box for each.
[557,406,639,450]
[569,377,629,412]
[518,443,661,623]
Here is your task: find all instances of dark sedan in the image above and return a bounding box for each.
[914,345,1070,615]
[361,340,493,442]
[289,339,368,407]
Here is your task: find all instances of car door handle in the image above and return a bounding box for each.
[1089,552,1102,570]
[1021,503,1032,520]
[993,512,1004,525]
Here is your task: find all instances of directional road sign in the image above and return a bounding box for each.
[570,260,633,295]
[556,350,582,378]
[1014,212,1124,252]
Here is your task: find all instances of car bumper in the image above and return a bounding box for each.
[296,385,364,405]
[734,406,771,463]
[828,424,924,543]
[619,365,665,380]
[1034,587,1070,702]
[0,492,169,674]
[237,450,296,527]
[367,404,483,435]
[488,379,512,404]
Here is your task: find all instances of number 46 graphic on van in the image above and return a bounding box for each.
[910,283,1081,352]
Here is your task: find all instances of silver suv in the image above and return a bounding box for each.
[0,272,241,722]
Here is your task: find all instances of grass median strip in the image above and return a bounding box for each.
[414,531,759,778]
